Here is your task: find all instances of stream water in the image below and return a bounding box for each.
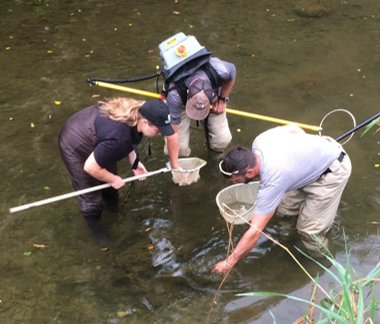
[1,0,380,323]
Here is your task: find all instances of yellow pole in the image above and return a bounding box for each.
[93,81,321,132]
[224,108,321,132]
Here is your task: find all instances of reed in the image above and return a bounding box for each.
[236,232,380,323]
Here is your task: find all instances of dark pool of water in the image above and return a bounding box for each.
[1,0,380,323]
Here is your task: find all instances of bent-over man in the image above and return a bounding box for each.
[213,124,352,274]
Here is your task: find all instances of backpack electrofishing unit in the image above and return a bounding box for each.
[87,32,223,103]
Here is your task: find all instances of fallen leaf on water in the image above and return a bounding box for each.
[92,94,100,98]
[147,244,154,250]
[172,11,180,14]
[24,251,32,256]
[47,50,53,53]
[44,186,50,190]
[6,47,10,50]
[117,311,128,318]
[54,101,61,105]
[100,247,109,251]
[148,49,154,53]
[145,227,152,232]
[33,244,46,248]
[31,122,35,128]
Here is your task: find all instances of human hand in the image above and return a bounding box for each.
[110,175,125,189]
[212,100,227,114]
[133,162,148,180]
[211,260,232,275]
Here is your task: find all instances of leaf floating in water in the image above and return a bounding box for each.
[31,122,35,128]
[172,11,180,14]
[375,164,379,168]
[145,227,152,232]
[147,244,154,250]
[92,94,100,98]
[47,50,53,53]
[33,244,46,248]
[44,186,50,190]
[24,251,32,256]
[6,47,10,50]
[54,101,61,105]
[117,311,128,318]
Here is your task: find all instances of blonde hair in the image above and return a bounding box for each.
[98,97,146,126]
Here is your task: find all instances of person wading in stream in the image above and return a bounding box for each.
[213,124,352,274]
[59,98,174,246]
[163,55,236,170]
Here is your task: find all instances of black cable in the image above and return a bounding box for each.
[87,71,161,85]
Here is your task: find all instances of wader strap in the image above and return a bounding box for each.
[131,144,140,169]
[203,115,211,149]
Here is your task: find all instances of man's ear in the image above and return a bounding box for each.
[245,167,255,178]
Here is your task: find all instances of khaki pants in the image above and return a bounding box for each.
[165,110,232,157]
[276,152,352,254]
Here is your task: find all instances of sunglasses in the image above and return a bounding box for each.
[219,160,249,177]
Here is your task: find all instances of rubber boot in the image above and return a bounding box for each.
[83,209,110,248]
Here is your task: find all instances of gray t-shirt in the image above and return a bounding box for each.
[165,57,236,124]
[252,127,342,215]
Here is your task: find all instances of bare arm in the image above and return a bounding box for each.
[212,210,275,274]
[166,124,180,169]
[127,150,148,179]
[213,78,236,114]
[84,152,125,189]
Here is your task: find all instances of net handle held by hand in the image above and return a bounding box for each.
[9,167,171,214]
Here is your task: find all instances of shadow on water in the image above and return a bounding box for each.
[1,0,380,323]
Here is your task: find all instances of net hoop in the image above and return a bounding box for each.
[216,181,260,225]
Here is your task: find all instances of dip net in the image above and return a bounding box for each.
[216,182,259,224]
[166,157,207,186]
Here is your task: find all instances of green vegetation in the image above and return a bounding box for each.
[360,117,380,137]
[236,234,380,323]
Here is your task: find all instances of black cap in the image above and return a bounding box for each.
[140,100,174,136]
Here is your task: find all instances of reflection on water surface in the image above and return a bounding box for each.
[1,0,380,323]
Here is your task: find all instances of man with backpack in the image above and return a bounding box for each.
[159,34,236,170]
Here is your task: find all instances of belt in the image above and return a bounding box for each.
[322,152,345,176]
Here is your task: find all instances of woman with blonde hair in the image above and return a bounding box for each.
[59,98,174,246]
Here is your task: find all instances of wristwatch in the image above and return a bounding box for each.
[218,96,229,103]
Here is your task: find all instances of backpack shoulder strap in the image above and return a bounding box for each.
[201,62,223,89]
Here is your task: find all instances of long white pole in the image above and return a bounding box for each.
[9,167,170,214]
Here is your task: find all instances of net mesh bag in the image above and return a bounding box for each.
[166,157,207,186]
[216,181,260,224]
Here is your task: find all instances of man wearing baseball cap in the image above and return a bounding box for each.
[163,50,236,170]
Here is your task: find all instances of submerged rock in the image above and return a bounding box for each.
[294,0,329,18]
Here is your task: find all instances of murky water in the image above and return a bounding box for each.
[1,0,380,323]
